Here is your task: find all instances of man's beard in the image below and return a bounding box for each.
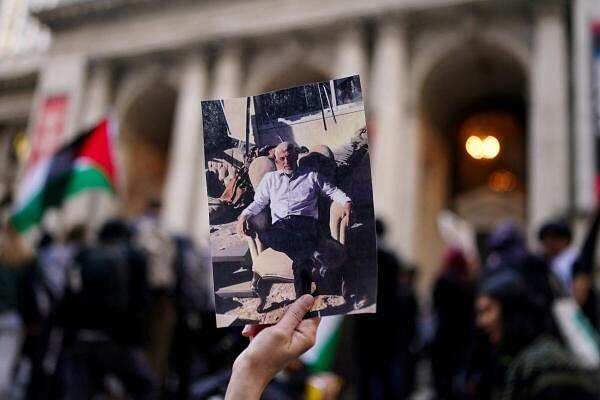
[281,166,294,174]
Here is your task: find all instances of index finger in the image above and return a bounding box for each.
[277,294,315,333]
[242,323,269,338]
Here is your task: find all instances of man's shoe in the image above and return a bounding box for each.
[354,298,369,310]
[348,294,369,310]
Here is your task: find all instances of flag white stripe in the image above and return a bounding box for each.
[12,157,52,212]
[300,315,343,365]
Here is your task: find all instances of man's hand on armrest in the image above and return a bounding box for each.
[237,215,250,237]
[342,201,352,224]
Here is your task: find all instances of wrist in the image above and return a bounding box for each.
[228,355,270,399]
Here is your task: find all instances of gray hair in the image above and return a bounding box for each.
[273,142,297,158]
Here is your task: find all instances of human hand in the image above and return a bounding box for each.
[225,295,320,400]
[343,201,352,223]
[236,215,249,237]
[572,273,592,306]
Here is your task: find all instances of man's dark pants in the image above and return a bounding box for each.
[257,215,319,298]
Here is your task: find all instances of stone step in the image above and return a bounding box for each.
[215,280,258,299]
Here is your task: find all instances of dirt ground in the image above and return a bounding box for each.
[224,282,347,325]
[210,220,242,253]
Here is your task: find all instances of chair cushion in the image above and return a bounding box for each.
[253,247,294,280]
[248,156,276,188]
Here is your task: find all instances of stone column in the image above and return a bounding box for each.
[192,44,242,252]
[80,63,112,128]
[370,19,418,259]
[333,26,368,93]
[573,0,596,212]
[528,3,570,235]
[162,54,208,236]
[210,44,243,99]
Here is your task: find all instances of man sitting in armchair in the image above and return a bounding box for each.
[236,141,352,298]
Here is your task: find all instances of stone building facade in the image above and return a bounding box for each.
[0,0,597,289]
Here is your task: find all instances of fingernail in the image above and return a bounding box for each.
[302,294,315,305]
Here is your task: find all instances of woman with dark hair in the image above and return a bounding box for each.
[476,270,599,400]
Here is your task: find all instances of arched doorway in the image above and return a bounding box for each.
[417,40,528,283]
[119,80,177,216]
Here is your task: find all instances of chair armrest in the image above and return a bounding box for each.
[339,215,349,245]
[246,235,259,262]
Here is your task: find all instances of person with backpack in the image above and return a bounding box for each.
[57,219,157,400]
[132,198,178,383]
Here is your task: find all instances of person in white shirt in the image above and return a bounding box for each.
[237,142,352,297]
[538,218,599,329]
[538,221,577,295]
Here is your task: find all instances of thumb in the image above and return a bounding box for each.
[277,295,315,333]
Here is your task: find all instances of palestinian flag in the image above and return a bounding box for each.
[10,118,118,233]
[300,315,343,373]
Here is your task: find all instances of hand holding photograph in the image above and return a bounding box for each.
[202,75,377,327]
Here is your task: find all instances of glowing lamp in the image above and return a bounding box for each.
[465,135,500,160]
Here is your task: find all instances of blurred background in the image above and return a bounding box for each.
[0,0,599,399]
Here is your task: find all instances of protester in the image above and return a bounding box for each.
[19,227,85,399]
[397,262,419,396]
[571,210,600,329]
[37,226,85,307]
[539,214,599,329]
[167,234,241,399]
[476,269,599,400]
[459,222,560,400]
[354,220,416,400]
[0,220,34,398]
[225,294,320,400]
[484,222,529,273]
[538,220,577,294]
[485,222,559,317]
[58,218,157,400]
[132,198,178,384]
[431,247,475,400]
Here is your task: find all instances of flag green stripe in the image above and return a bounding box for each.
[10,166,113,232]
[308,324,342,373]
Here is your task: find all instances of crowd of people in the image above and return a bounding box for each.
[0,199,247,399]
[225,209,600,400]
[429,212,600,400]
[2,191,600,399]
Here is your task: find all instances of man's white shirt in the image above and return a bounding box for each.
[241,168,351,223]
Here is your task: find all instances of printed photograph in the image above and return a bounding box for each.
[202,75,377,327]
